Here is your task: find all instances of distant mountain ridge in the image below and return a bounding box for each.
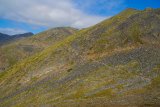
[11,32,34,39]
[0,33,10,44]
[0,32,34,45]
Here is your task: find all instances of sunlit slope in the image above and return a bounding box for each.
[0,8,160,107]
[0,27,78,72]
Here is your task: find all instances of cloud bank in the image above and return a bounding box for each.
[0,0,108,28]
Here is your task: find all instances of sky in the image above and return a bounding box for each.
[0,0,160,35]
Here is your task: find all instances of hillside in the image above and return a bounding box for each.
[11,32,34,40]
[0,27,78,72]
[0,8,160,107]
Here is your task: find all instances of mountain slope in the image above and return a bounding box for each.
[11,32,34,39]
[0,27,78,72]
[0,8,160,107]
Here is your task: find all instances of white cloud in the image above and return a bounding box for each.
[0,28,27,35]
[0,0,108,28]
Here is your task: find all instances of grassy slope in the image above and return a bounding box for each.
[0,27,78,72]
[0,8,160,107]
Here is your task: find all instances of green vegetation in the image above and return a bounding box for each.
[90,88,114,98]
[130,23,143,44]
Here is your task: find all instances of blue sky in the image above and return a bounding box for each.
[0,0,159,35]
